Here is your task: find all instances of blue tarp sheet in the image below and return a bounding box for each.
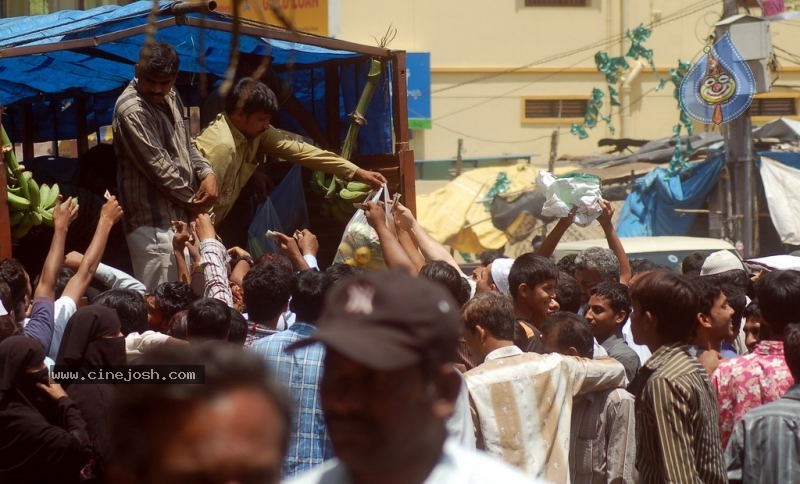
[0,1,393,154]
[616,154,725,237]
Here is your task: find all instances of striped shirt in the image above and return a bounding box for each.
[113,80,213,232]
[629,344,726,484]
[464,345,627,482]
[724,384,800,483]
[570,388,637,484]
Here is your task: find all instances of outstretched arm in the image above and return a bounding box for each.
[36,197,78,299]
[364,201,417,275]
[394,202,460,271]
[537,208,576,258]
[61,197,123,303]
[598,200,631,285]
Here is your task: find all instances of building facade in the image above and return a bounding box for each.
[335,0,800,160]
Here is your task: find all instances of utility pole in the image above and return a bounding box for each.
[720,0,755,257]
[548,129,559,174]
[455,138,463,176]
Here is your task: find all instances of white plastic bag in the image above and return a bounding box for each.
[332,186,390,270]
[536,171,602,227]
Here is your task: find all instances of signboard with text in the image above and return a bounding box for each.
[215,0,330,36]
[407,52,431,130]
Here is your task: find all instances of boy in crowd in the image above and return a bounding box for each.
[628,271,725,483]
[584,281,640,381]
[462,293,626,482]
[689,278,735,375]
[540,312,636,484]
[712,270,800,447]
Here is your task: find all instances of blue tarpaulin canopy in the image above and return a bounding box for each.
[616,154,726,237]
[0,1,394,154]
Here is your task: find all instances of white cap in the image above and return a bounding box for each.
[490,258,515,295]
[700,250,745,276]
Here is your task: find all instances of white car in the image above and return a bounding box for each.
[553,236,738,272]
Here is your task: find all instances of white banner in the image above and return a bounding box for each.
[759,156,800,245]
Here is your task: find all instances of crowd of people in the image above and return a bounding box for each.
[1,40,799,484]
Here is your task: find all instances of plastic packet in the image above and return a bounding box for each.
[332,186,390,270]
[536,171,602,227]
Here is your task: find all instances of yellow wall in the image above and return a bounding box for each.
[335,0,800,161]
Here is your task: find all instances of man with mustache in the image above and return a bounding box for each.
[287,271,534,484]
[113,41,218,291]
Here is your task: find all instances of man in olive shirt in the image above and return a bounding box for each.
[194,77,386,225]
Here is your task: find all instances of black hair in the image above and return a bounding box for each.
[110,342,292,480]
[755,270,800,339]
[630,271,700,344]
[137,41,179,78]
[461,292,516,341]
[694,277,725,316]
[681,252,708,276]
[0,281,12,318]
[784,323,800,381]
[225,77,280,117]
[704,269,752,299]
[556,271,581,313]
[556,253,578,277]
[243,259,295,323]
[187,298,231,341]
[630,258,669,276]
[290,270,332,324]
[228,310,248,346]
[154,282,194,323]
[0,259,28,313]
[325,263,362,285]
[54,266,75,299]
[94,289,149,336]
[420,261,470,307]
[508,253,559,299]
[167,310,189,341]
[590,281,631,315]
[479,250,504,267]
[744,301,761,320]
[725,286,747,331]
[541,312,594,358]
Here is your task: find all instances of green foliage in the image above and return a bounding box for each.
[572,25,694,174]
[572,24,661,139]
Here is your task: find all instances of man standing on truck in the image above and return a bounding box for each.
[194,77,386,239]
[113,41,218,291]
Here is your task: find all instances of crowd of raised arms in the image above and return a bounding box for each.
[1,41,797,484]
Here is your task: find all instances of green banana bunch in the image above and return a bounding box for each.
[3,137,69,237]
[310,171,373,220]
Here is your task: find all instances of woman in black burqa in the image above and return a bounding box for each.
[0,335,92,483]
[56,305,126,476]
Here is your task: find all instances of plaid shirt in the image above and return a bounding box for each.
[249,322,331,478]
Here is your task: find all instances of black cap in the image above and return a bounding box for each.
[287,270,461,371]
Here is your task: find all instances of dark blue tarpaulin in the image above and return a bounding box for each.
[0,1,393,155]
[616,154,725,237]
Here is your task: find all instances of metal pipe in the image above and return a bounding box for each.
[170,1,218,16]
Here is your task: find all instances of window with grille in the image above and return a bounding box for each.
[749,97,798,117]
[523,98,588,121]
[525,0,588,6]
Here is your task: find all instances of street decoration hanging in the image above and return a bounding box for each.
[679,33,755,126]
